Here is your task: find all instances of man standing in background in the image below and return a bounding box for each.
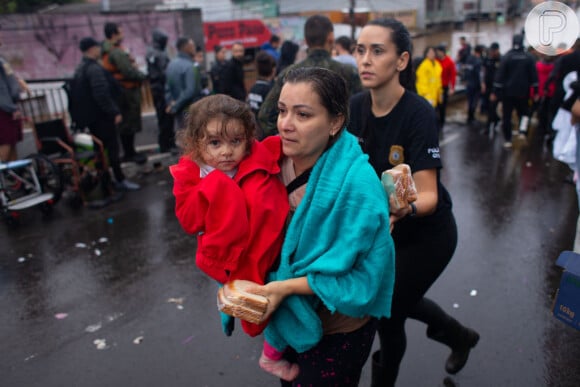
[258,14,362,136]
[165,37,201,131]
[333,35,357,69]
[260,34,281,62]
[209,45,227,94]
[102,22,147,165]
[72,37,140,192]
[146,28,174,153]
[222,41,247,101]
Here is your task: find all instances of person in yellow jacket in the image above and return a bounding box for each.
[415,46,443,109]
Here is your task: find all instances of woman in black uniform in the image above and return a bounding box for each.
[348,18,480,386]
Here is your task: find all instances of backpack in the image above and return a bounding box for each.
[63,64,88,131]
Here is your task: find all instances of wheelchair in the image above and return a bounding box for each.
[31,118,114,208]
[0,154,63,226]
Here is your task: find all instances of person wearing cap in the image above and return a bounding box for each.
[71,36,140,192]
[491,34,538,148]
[435,44,456,130]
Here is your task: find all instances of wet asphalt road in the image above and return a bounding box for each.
[2,109,580,387]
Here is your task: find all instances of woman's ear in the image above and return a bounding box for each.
[397,51,410,72]
[330,114,345,136]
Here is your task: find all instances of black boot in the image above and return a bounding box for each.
[370,350,397,387]
[426,320,480,375]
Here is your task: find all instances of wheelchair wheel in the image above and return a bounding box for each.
[26,153,64,203]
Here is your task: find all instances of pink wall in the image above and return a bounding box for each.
[0,12,184,80]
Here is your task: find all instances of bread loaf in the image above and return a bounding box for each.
[217,280,268,324]
[381,164,417,211]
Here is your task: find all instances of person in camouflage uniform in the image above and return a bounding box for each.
[258,15,362,137]
[102,22,148,164]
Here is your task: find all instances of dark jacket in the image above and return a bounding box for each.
[165,52,201,114]
[222,58,246,101]
[493,48,538,98]
[209,59,227,94]
[71,57,120,129]
[145,29,170,94]
[463,54,483,91]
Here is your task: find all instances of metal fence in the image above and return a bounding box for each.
[18,79,155,128]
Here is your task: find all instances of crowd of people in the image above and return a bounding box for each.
[3,13,580,386]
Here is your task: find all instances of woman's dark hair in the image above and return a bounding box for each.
[177,94,256,159]
[423,46,435,58]
[277,40,299,75]
[367,18,414,90]
[283,67,349,133]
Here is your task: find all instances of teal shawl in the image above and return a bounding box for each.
[265,131,396,353]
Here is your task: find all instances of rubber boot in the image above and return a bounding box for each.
[426,319,480,375]
[370,350,397,387]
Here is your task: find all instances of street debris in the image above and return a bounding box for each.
[94,249,102,256]
[93,339,108,350]
[107,218,114,224]
[453,303,460,309]
[54,313,68,320]
[85,322,103,333]
[75,243,87,248]
[133,336,144,344]
[167,297,185,310]
[470,289,478,296]
[98,237,109,244]
[17,257,26,263]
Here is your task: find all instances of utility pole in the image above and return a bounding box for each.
[349,0,356,40]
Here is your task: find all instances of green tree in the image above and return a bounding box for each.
[0,0,81,14]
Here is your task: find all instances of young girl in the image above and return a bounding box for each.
[169,94,299,381]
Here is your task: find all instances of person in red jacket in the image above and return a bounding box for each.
[169,94,298,381]
[435,45,457,130]
[535,53,556,142]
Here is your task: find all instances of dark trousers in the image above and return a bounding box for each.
[466,87,481,122]
[376,211,458,383]
[501,97,530,141]
[151,88,174,152]
[486,97,500,128]
[280,319,377,386]
[89,120,124,183]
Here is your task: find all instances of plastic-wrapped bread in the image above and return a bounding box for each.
[217,280,268,324]
[381,164,417,211]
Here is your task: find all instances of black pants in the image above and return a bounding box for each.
[151,88,174,152]
[280,319,377,387]
[466,87,481,122]
[377,210,458,382]
[89,119,124,183]
[501,97,530,141]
